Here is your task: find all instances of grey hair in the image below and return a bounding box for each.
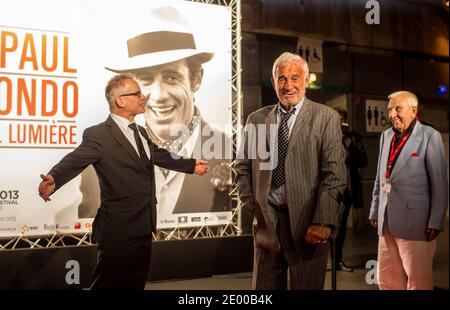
[272,52,309,78]
[388,91,418,108]
[105,74,135,111]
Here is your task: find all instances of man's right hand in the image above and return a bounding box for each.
[370,219,378,228]
[38,174,55,202]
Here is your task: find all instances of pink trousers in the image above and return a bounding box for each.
[377,223,436,290]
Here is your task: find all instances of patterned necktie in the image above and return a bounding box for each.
[128,123,149,162]
[271,108,296,188]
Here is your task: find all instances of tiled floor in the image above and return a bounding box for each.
[146,222,449,290]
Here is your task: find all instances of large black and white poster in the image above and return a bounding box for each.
[0,0,232,237]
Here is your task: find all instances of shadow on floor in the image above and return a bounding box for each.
[146,222,449,290]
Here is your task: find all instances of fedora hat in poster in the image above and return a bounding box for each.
[105,5,214,73]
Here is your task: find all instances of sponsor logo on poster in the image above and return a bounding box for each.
[178,216,188,224]
[44,224,55,230]
[203,216,215,223]
[44,223,70,230]
[20,224,38,234]
[161,219,176,224]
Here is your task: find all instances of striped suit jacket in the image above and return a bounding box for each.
[235,98,347,257]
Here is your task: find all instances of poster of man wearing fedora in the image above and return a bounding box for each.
[76,0,233,229]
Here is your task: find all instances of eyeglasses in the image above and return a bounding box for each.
[119,90,141,97]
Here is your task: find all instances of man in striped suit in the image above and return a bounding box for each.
[235,52,346,289]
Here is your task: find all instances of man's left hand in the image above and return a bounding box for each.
[304,224,332,245]
[194,160,209,175]
[426,228,440,241]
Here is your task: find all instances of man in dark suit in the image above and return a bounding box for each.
[334,107,368,272]
[38,75,209,289]
[235,52,346,289]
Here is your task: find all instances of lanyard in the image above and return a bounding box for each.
[385,132,411,179]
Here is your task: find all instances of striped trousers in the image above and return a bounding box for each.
[252,207,328,290]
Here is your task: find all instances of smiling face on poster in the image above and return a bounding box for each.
[0,0,232,237]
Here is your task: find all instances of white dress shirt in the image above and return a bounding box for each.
[110,113,151,160]
[267,98,304,206]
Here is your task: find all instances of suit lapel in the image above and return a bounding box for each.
[259,105,277,197]
[390,122,423,180]
[105,116,142,166]
[380,129,394,181]
[265,105,278,147]
[287,98,311,153]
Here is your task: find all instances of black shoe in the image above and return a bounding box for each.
[338,261,353,272]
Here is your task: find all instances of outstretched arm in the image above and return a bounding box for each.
[151,143,197,174]
[38,127,102,201]
[141,127,199,174]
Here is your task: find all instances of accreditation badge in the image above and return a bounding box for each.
[382,180,391,194]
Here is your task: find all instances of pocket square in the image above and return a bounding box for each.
[410,152,419,157]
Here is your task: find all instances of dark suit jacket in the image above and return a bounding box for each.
[49,116,195,243]
[235,98,347,257]
[342,130,368,209]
